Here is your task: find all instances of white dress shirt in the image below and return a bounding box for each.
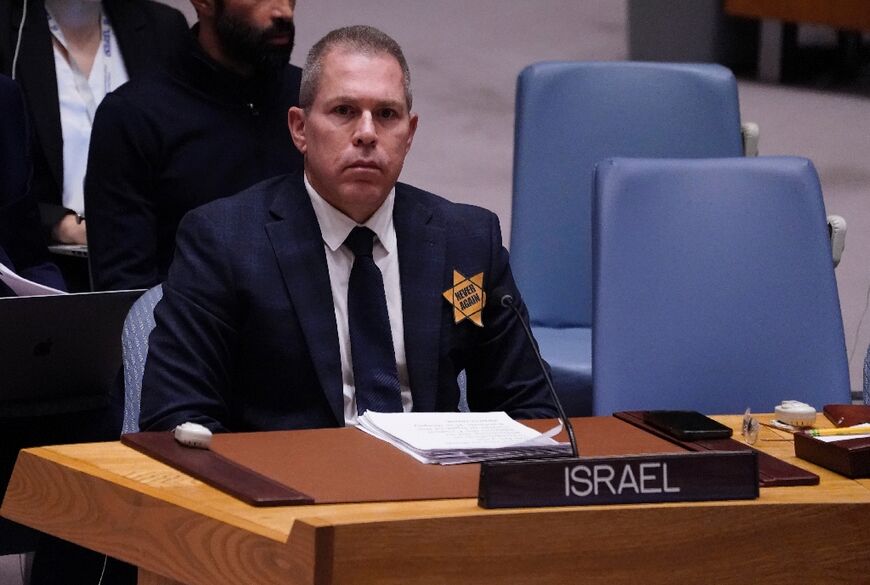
[304,174,411,425]
[48,8,129,217]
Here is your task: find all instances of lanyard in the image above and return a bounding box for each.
[45,7,113,124]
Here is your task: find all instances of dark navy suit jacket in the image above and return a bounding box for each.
[140,174,556,432]
[0,74,64,295]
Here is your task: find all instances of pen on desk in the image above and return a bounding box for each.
[806,426,870,437]
[762,419,801,433]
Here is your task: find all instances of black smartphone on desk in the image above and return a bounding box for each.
[643,410,733,441]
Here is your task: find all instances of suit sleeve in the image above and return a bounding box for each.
[464,212,558,419]
[139,208,239,432]
[0,78,66,292]
[85,92,162,291]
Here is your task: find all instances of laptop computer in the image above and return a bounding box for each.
[48,244,89,258]
[0,289,145,417]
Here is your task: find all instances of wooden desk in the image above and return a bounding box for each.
[725,0,870,82]
[725,0,870,31]
[2,415,870,585]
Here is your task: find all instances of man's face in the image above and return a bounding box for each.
[214,0,295,71]
[288,48,418,223]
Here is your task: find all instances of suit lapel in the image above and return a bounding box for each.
[265,177,344,425]
[13,1,62,191]
[103,0,147,76]
[394,186,445,411]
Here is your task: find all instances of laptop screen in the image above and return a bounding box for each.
[0,289,145,417]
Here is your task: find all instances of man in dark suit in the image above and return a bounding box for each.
[140,25,556,432]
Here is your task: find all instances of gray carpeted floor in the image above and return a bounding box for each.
[0,552,29,585]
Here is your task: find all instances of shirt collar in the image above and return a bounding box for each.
[304,173,396,254]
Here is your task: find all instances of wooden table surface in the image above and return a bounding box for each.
[2,415,869,585]
[725,0,870,32]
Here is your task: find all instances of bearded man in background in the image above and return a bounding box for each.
[85,0,304,291]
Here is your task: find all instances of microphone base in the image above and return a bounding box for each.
[477,451,758,509]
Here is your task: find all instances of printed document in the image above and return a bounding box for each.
[0,262,65,296]
[357,411,571,464]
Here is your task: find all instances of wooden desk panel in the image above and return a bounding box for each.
[3,415,870,585]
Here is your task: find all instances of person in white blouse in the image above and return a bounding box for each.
[46,0,128,244]
[0,0,188,246]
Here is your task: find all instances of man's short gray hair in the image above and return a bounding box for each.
[298,25,412,111]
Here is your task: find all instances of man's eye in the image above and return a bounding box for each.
[334,105,352,116]
[379,109,398,120]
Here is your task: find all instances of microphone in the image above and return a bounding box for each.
[480,291,757,510]
[493,287,578,457]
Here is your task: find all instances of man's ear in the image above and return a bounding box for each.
[288,106,307,154]
[404,113,419,154]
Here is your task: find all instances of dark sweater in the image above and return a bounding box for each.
[85,37,303,291]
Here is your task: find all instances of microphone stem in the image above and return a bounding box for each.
[505,302,579,457]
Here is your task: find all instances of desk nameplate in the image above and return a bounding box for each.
[479,450,759,508]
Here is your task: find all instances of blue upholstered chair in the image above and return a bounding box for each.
[510,61,745,415]
[591,157,850,415]
[121,284,163,434]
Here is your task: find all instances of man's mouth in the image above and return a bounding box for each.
[265,33,292,45]
[346,161,381,171]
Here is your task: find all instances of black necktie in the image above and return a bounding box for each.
[344,226,402,414]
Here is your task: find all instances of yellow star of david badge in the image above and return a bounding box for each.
[443,270,486,327]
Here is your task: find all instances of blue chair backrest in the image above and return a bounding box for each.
[511,61,744,329]
[121,284,163,434]
[592,157,850,415]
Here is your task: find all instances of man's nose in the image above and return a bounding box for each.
[270,0,294,21]
[353,112,377,146]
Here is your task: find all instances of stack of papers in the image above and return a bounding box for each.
[357,411,572,465]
